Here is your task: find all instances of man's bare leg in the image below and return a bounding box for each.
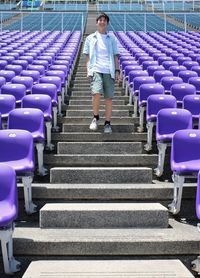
[89,93,101,131]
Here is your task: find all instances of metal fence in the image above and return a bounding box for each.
[0,11,87,32]
[106,12,200,32]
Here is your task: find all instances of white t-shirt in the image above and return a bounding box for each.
[93,32,110,74]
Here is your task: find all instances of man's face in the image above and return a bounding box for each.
[96,17,108,32]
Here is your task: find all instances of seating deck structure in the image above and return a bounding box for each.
[0,1,200,277]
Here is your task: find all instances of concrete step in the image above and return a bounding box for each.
[71,91,123,96]
[62,123,135,132]
[69,99,125,105]
[68,96,128,101]
[45,154,157,167]
[72,86,122,91]
[66,110,130,117]
[40,203,168,228]
[57,142,142,154]
[50,167,152,183]
[18,182,196,201]
[22,260,195,278]
[58,116,137,125]
[13,220,200,256]
[52,132,146,142]
[66,105,132,111]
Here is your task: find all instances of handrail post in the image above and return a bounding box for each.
[21,12,23,32]
[144,13,146,32]
[164,13,166,32]
[61,12,63,32]
[184,13,187,32]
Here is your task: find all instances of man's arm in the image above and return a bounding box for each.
[85,54,91,80]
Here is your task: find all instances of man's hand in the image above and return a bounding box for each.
[87,75,92,82]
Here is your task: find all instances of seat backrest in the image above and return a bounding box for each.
[146,94,177,121]
[156,108,193,141]
[32,83,57,103]
[0,163,18,227]
[8,108,44,140]
[171,129,200,169]
[0,95,16,118]
[183,95,200,118]
[22,94,52,120]
[171,83,196,102]
[0,129,34,168]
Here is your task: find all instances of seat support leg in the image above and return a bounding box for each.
[45,121,54,151]
[168,174,184,214]
[0,224,21,275]
[138,106,145,132]
[154,142,167,177]
[144,121,154,151]
[22,175,37,214]
[52,106,59,131]
[36,143,48,176]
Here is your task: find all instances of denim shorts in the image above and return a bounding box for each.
[90,72,115,99]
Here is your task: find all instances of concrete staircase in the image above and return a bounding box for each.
[3,41,199,278]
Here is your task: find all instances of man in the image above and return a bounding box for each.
[83,12,120,133]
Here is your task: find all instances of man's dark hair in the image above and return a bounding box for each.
[96,13,109,23]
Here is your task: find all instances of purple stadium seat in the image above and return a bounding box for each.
[178,70,198,83]
[126,70,148,96]
[0,55,15,64]
[145,94,177,151]
[22,94,54,150]
[153,70,173,83]
[123,65,142,89]
[8,108,47,176]
[177,56,192,65]
[19,55,34,64]
[182,61,199,70]
[138,83,164,132]
[32,60,49,70]
[27,64,45,76]
[130,76,155,114]
[155,108,192,177]
[0,164,20,275]
[21,70,40,84]
[0,60,8,70]
[161,76,183,93]
[188,77,200,93]
[5,65,22,75]
[0,70,15,82]
[191,66,200,77]
[162,61,178,70]
[0,76,6,91]
[169,129,200,214]
[1,83,26,105]
[147,65,165,76]
[169,65,187,76]
[142,60,158,70]
[39,76,62,116]
[157,56,173,66]
[12,60,28,70]
[183,95,200,123]
[45,70,66,104]
[32,83,59,129]
[171,83,196,105]
[0,94,15,120]
[11,76,33,93]
[0,129,36,214]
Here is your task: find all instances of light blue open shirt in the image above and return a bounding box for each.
[83,31,119,79]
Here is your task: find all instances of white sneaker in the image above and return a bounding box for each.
[89,118,98,131]
[104,124,112,134]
